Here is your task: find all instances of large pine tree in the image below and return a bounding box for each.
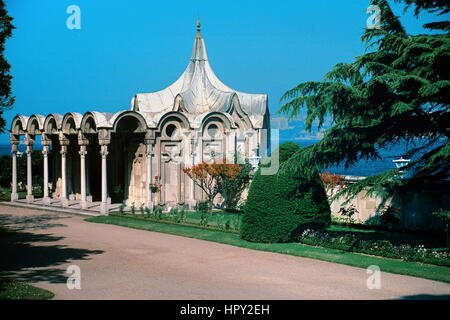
[0,0,14,133]
[279,0,449,202]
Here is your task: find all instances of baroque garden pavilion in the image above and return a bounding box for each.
[9,20,270,214]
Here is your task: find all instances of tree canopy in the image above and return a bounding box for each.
[0,0,14,133]
[279,0,449,202]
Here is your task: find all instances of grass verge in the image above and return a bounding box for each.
[0,277,54,300]
[85,215,450,284]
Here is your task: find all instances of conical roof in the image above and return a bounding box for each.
[132,21,268,127]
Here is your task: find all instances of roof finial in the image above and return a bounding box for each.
[196,17,201,32]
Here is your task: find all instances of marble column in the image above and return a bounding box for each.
[26,143,34,203]
[189,138,197,209]
[42,146,50,204]
[100,144,109,214]
[146,143,153,211]
[10,143,19,202]
[60,145,68,207]
[225,129,236,163]
[79,145,87,209]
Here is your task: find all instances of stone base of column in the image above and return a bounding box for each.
[10,192,18,202]
[81,200,88,209]
[100,202,109,215]
[43,196,51,205]
[61,198,69,207]
[26,194,34,203]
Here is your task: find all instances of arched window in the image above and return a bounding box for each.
[165,123,178,138]
[207,123,218,138]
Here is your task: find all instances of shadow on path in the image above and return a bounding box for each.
[399,294,450,300]
[0,212,69,231]
[0,213,103,284]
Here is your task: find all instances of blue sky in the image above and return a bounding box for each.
[2,0,445,144]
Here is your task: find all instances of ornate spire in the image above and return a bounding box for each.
[196,17,200,32]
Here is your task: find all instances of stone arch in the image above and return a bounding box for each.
[26,115,45,135]
[81,112,99,134]
[10,115,29,135]
[156,111,190,132]
[61,112,83,135]
[199,112,232,162]
[110,110,148,133]
[153,112,190,207]
[43,114,63,135]
[200,112,233,134]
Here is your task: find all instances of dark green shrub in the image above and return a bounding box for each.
[196,201,208,212]
[240,142,331,243]
[379,206,401,229]
[153,205,163,219]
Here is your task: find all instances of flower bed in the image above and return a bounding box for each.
[300,229,450,267]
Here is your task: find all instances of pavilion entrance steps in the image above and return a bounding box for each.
[3,198,123,216]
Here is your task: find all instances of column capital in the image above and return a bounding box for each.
[100,144,108,158]
[246,128,256,136]
[24,134,35,147]
[79,144,88,156]
[11,143,18,154]
[9,133,20,145]
[25,145,33,154]
[145,143,154,158]
[42,148,50,156]
[77,130,89,145]
[224,129,234,136]
[41,133,52,146]
[59,139,70,146]
[60,145,68,157]
[98,128,111,146]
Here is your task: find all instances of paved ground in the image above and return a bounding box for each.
[0,204,449,300]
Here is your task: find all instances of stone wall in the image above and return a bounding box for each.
[327,176,450,231]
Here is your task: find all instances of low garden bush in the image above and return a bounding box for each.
[299,228,450,267]
[240,142,331,243]
[110,207,241,233]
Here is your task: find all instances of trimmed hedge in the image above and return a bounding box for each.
[240,142,331,243]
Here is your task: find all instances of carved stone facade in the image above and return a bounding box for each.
[9,21,270,214]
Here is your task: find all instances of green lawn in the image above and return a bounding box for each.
[0,277,54,300]
[112,210,241,233]
[85,215,450,284]
[112,210,443,248]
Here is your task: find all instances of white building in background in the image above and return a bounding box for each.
[9,20,270,214]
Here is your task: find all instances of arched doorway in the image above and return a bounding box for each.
[110,114,147,206]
